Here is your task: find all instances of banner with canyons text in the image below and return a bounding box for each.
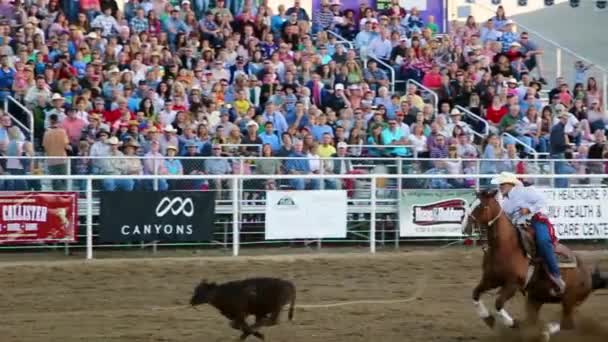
[0,192,78,244]
[399,189,476,237]
[99,191,216,243]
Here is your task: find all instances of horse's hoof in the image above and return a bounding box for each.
[483,315,495,328]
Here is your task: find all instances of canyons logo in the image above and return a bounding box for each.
[412,199,467,226]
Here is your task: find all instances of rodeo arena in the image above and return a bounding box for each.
[3,0,608,341]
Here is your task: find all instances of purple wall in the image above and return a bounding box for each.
[312,0,446,33]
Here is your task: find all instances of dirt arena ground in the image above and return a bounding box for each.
[1,248,608,342]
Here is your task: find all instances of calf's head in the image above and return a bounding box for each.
[190,279,217,306]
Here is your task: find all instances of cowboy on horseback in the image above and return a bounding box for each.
[490,172,566,295]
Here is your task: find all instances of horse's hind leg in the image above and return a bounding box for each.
[525,298,543,325]
[473,278,496,328]
[495,283,519,328]
[560,300,576,330]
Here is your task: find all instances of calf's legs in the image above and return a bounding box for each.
[230,317,265,341]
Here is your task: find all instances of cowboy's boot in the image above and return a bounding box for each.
[549,274,566,296]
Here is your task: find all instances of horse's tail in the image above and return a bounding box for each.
[591,266,608,291]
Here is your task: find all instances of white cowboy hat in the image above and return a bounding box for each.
[107,137,120,145]
[491,172,522,186]
[163,124,177,133]
[51,93,64,101]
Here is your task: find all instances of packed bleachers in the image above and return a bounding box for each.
[0,0,606,192]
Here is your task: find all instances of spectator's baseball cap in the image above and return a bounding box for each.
[337,142,348,149]
[555,104,566,112]
[167,145,178,151]
[335,83,345,91]
[510,42,521,48]
[147,126,159,134]
[186,141,198,148]
[97,129,110,138]
[247,121,259,130]
[507,77,518,84]
[128,120,139,127]
[557,111,569,119]
[51,93,64,101]
[505,19,515,25]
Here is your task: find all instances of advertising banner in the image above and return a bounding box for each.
[399,189,475,237]
[541,188,608,240]
[0,192,78,244]
[265,190,348,239]
[99,191,215,243]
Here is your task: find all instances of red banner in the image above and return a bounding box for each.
[0,192,78,244]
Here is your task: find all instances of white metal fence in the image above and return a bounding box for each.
[1,169,608,260]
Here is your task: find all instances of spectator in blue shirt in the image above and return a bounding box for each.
[311,113,334,141]
[261,102,288,136]
[284,140,319,190]
[0,55,15,102]
[259,122,281,153]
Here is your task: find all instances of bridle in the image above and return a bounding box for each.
[467,199,503,229]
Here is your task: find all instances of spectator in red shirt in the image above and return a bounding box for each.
[422,64,442,90]
[54,55,78,80]
[485,95,508,126]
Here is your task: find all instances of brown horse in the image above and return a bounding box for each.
[464,189,608,340]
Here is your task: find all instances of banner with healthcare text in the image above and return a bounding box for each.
[0,192,78,244]
[541,188,608,240]
[265,190,348,239]
[399,189,476,237]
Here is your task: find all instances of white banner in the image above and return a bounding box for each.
[542,188,608,240]
[265,190,347,240]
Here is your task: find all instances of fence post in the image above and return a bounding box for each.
[86,177,93,260]
[370,175,377,254]
[603,72,608,113]
[232,177,239,256]
[556,48,562,79]
[66,158,72,191]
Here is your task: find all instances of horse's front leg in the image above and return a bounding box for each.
[495,283,520,328]
[473,277,497,328]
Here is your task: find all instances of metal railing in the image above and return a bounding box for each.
[500,132,541,158]
[364,55,397,94]
[326,30,354,50]
[2,171,607,259]
[455,105,489,139]
[3,96,34,138]
[407,79,440,113]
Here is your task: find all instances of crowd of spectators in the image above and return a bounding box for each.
[0,0,605,193]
